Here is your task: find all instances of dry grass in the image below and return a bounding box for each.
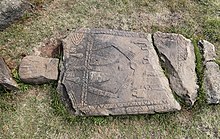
[0,0,220,138]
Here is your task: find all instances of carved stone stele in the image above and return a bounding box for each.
[58,29,181,116]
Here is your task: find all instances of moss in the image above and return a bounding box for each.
[192,38,206,105]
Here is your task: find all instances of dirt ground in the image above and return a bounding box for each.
[0,0,220,138]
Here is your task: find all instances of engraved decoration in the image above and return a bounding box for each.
[58,29,181,116]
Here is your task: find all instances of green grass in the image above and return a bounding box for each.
[34,84,220,138]
[0,87,16,112]
[203,18,220,42]
[27,0,52,7]
[1,0,220,138]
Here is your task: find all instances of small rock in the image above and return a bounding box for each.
[19,56,59,84]
[204,62,220,104]
[153,32,198,105]
[199,40,217,62]
[0,57,18,90]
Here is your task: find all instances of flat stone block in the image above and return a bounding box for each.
[58,28,181,116]
[19,56,59,84]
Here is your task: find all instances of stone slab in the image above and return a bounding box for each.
[204,62,220,104]
[57,28,181,116]
[200,40,220,104]
[19,56,59,84]
[0,57,18,90]
[153,32,198,105]
[199,40,217,63]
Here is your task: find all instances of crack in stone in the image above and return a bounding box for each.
[151,33,187,105]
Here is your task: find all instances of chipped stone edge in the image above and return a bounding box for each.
[199,40,220,104]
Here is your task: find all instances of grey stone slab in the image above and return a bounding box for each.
[0,57,18,90]
[153,32,198,105]
[19,56,59,84]
[204,62,220,104]
[199,40,217,63]
[200,40,220,104]
[58,28,181,116]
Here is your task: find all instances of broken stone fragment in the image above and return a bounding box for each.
[19,56,59,84]
[0,57,18,90]
[58,28,181,116]
[200,40,220,104]
[153,32,198,105]
[199,40,217,62]
[204,62,220,104]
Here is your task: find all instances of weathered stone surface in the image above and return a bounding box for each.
[200,40,220,104]
[0,57,18,90]
[19,56,59,84]
[0,0,30,30]
[204,62,220,104]
[33,38,62,58]
[153,32,198,105]
[58,28,181,116]
[199,40,217,62]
